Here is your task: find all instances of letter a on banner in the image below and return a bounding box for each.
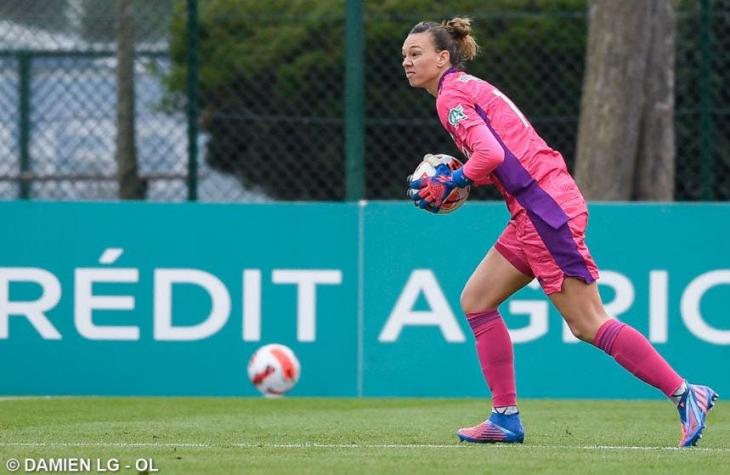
[379,269,465,342]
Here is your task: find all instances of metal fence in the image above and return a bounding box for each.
[0,0,728,202]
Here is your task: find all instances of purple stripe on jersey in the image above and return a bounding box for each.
[474,105,594,284]
[526,209,595,283]
[474,105,567,229]
[437,67,459,94]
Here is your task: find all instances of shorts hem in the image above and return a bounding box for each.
[542,272,599,295]
[494,242,534,277]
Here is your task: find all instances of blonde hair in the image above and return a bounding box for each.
[409,16,479,68]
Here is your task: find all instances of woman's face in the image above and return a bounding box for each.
[402,32,449,94]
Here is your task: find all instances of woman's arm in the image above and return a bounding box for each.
[460,122,505,185]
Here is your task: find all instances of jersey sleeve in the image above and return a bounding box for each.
[437,86,505,185]
[437,85,484,133]
[460,124,505,185]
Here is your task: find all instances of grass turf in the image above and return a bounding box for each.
[0,398,727,474]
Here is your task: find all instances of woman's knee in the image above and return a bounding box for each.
[564,313,609,343]
[565,320,593,342]
[460,284,497,315]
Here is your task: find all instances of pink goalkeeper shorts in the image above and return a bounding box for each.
[495,211,599,295]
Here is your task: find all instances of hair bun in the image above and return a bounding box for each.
[444,17,472,39]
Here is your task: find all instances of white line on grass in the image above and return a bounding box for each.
[0,443,210,448]
[0,442,728,453]
[234,444,730,452]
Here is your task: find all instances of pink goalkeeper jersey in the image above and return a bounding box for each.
[436,68,586,229]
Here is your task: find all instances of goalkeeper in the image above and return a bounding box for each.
[403,16,717,447]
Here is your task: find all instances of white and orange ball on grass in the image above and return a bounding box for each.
[247,343,300,396]
[409,154,470,214]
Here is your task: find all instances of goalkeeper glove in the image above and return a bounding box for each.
[407,164,472,213]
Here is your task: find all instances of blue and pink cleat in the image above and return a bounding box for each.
[457,412,525,444]
[457,384,717,447]
[677,383,719,448]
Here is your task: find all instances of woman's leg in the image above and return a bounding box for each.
[518,207,717,447]
[549,277,718,447]
[517,208,683,396]
[457,243,533,443]
[461,246,533,407]
[461,246,535,315]
[550,278,684,396]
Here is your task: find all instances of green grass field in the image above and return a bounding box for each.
[0,398,727,474]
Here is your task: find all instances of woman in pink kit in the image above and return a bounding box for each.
[403,17,717,447]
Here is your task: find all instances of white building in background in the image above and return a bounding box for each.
[0,17,268,202]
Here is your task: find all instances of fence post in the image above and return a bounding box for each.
[186,0,199,201]
[345,0,364,201]
[18,52,31,200]
[699,0,713,200]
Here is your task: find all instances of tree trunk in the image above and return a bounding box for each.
[635,0,676,200]
[116,0,144,199]
[575,0,676,201]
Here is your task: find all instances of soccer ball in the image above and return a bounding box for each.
[247,343,300,396]
[409,153,470,214]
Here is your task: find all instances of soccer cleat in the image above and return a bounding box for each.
[677,383,718,448]
[457,412,525,443]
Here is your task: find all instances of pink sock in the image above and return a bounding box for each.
[594,319,684,397]
[466,310,517,407]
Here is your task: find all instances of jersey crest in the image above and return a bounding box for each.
[448,104,468,128]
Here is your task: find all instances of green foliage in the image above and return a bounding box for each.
[0,0,70,32]
[675,1,730,199]
[165,0,587,199]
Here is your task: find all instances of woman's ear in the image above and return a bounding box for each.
[437,50,450,68]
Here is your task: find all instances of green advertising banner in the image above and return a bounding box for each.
[0,201,728,398]
[363,203,730,399]
[0,202,358,396]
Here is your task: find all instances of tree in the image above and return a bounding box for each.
[115,0,144,199]
[575,0,676,200]
[81,0,173,43]
[165,0,587,200]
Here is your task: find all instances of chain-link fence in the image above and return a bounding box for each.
[0,0,728,202]
[676,0,730,200]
